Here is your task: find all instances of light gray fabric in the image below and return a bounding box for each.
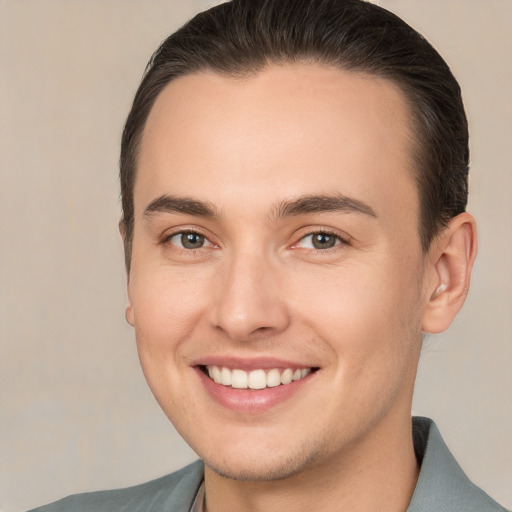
[407,417,508,511]
[28,417,508,512]
[190,482,205,512]
[27,460,204,512]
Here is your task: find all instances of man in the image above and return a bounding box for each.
[29,0,508,511]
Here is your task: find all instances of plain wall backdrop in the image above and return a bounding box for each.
[0,1,511,511]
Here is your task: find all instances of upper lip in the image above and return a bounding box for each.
[190,356,319,372]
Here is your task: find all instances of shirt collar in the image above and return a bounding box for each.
[189,417,503,512]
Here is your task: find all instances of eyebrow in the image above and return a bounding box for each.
[143,195,219,218]
[143,193,377,221]
[271,194,377,220]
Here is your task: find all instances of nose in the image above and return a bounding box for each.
[208,251,290,341]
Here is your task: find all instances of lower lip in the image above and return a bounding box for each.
[195,368,314,414]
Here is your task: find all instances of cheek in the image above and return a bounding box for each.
[129,267,211,357]
[128,269,211,422]
[292,259,422,368]
[292,260,423,427]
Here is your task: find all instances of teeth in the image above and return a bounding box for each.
[212,366,222,384]
[301,368,311,378]
[231,369,248,389]
[280,368,293,385]
[206,365,313,390]
[221,367,232,386]
[248,370,267,390]
[266,368,281,387]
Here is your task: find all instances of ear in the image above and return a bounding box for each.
[118,218,126,240]
[125,303,135,327]
[422,212,478,334]
[119,218,135,327]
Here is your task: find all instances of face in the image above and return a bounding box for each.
[127,64,430,481]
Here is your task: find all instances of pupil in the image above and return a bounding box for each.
[313,233,335,249]
[181,233,204,249]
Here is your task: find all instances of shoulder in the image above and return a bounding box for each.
[28,460,204,512]
[409,417,509,512]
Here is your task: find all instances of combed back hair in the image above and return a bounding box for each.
[120,0,469,269]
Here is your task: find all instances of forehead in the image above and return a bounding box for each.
[137,63,417,221]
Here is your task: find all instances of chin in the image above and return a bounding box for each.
[204,458,311,482]
[200,441,325,482]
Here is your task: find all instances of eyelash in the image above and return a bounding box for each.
[163,229,215,254]
[292,229,349,252]
[162,228,349,254]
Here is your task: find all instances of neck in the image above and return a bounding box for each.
[203,414,419,512]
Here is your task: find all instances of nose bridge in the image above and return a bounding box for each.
[210,248,289,340]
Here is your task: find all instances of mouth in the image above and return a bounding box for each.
[201,365,318,390]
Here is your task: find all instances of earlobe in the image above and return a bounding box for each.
[125,305,135,327]
[121,218,135,327]
[118,218,126,240]
[422,212,478,334]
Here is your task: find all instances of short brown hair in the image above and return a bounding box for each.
[120,0,468,269]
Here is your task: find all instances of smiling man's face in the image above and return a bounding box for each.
[126,64,432,480]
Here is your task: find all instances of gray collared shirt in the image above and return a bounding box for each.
[28,417,509,512]
[187,417,508,512]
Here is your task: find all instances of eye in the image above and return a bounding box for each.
[296,231,343,250]
[168,231,213,250]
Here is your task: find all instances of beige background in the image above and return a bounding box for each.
[0,1,510,511]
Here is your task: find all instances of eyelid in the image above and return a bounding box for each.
[161,226,217,250]
[169,232,214,249]
[159,225,350,252]
[291,228,351,250]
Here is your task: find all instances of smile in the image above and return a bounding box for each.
[205,365,313,390]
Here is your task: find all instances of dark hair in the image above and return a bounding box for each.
[120,0,468,268]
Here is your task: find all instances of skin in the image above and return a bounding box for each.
[124,64,477,512]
